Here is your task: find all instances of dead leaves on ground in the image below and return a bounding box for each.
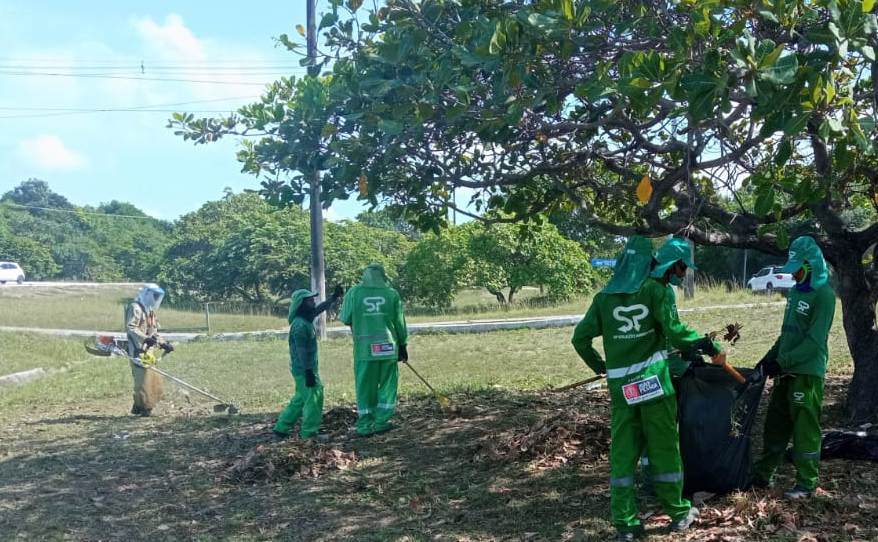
[474,393,610,470]
[224,440,357,482]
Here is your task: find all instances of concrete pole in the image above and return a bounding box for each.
[307,0,327,339]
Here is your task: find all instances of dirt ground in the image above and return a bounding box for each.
[1,377,876,541]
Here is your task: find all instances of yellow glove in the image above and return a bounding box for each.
[139,349,158,366]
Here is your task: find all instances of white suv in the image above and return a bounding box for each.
[747,266,795,293]
[0,261,26,285]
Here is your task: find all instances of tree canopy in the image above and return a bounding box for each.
[170,0,878,419]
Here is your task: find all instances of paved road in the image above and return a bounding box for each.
[0,301,785,342]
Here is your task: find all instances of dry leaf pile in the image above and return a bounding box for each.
[475,410,610,469]
[224,441,357,482]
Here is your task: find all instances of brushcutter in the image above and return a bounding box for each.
[134,358,240,415]
[85,338,240,414]
[402,360,453,411]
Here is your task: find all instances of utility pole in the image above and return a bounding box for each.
[307,0,327,338]
[742,249,749,287]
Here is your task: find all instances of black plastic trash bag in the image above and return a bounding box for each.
[821,431,878,462]
[677,365,765,496]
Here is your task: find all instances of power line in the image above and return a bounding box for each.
[0,109,243,120]
[0,65,307,71]
[0,202,164,221]
[0,71,279,85]
[0,94,260,111]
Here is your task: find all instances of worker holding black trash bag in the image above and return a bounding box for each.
[572,236,724,540]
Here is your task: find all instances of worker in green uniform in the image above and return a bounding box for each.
[340,263,408,436]
[274,286,342,440]
[572,237,723,540]
[752,236,836,499]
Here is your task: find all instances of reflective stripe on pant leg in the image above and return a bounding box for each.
[641,395,690,521]
[610,397,643,529]
[753,377,794,483]
[374,360,399,429]
[355,359,377,434]
[790,375,824,491]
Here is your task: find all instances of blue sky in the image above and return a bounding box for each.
[0,0,372,221]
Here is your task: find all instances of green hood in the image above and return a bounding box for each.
[288,288,318,324]
[650,237,696,278]
[602,236,656,294]
[781,235,830,288]
[361,263,389,287]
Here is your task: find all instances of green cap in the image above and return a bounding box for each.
[288,289,318,323]
[650,237,696,278]
[781,235,829,288]
[602,236,656,294]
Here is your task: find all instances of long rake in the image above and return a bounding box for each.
[402,360,453,411]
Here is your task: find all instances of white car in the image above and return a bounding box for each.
[747,265,795,293]
[0,261,26,285]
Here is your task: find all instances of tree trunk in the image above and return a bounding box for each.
[487,288,506,304]
[508,287,518,304]
[833,253,878,422]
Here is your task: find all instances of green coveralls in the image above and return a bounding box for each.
[275,291,325,438]
[753,236,835,491]
[572,237,714,532]
[340,264,408,435]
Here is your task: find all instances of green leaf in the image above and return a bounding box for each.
[682,73,721,121]
[866,0,877,12]
[628,77,653,89]
[489,22,507,55]
[561,0,575,21]
[776,226,790,249]
[527,13,559,33]
[863,45,876,60]
[757,9,780,23]
[319,12,338,30]
[760,54,799,85]
[783,114,810,135]
[775,138,793,166]
[759,44,784,68]
[755,187,776,216]
[378,119,402,135]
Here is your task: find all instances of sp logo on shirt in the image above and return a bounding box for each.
[792,391,805,404]
[796,300,810,315]
[613,304,649,333]
[363,297,386,313]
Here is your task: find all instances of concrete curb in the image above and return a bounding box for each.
[0,368,47,387]
[0,301,785,343]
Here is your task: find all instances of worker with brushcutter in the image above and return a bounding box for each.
[751,235,836,499]
[126,283,173,417]
[572,236,724,540]
[274,285,343,440]
[340,263,409,436]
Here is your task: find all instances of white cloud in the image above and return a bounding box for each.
[131,14,206,63]
[17,135,87,170]
[130,14,271,100]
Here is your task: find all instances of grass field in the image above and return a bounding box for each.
[0,281,782,333]
[2,299,872,541]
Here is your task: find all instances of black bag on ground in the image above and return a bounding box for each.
[821,431,878,461]
[677,365,765,496]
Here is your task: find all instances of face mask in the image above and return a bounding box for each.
[669,274,683,286]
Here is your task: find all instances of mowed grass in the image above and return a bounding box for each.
[0,300,863,541]
[0,280,789,334]
[1,298,851,409]
[0,284,287,333]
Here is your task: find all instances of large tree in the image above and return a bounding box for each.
[171,0,878,420]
